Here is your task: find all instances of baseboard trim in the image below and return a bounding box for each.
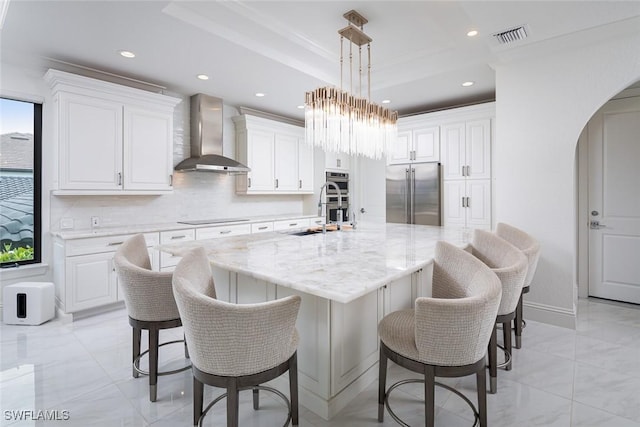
[523,300,576,329]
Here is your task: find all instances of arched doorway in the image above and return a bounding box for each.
[576,80,640,304]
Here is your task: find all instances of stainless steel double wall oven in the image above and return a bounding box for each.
[325,171,349,223]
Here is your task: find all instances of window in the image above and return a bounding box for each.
[0,97,42,266]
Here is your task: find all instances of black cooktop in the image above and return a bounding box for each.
[177,218,250,225]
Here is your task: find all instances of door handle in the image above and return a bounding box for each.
[590,220,607,229]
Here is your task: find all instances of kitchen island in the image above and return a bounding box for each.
[160,222,471,419]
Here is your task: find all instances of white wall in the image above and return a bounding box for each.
[494,21,640,327]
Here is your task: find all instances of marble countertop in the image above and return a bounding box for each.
[159,223,472,304]
[52,214,319,240]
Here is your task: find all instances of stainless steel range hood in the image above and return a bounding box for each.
[174,94,250,173]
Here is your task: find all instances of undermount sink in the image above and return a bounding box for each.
[286,228,336,236]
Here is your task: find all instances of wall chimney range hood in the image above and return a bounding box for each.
[174,94,250,173]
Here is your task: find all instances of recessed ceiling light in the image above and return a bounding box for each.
[197,74,209,80]
[297,105,305,109]
[118,50,136,58]
[467,30,479,37]
[382,99,391,104]
[255,93,265,97]
[462,81,475,87]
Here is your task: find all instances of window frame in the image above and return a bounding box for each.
[0,97,42,267]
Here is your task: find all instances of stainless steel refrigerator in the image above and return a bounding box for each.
[386,162,441,226]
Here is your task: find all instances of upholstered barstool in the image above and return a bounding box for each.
[495,223,541,349]
[172,247,301,427]
[378,241,501,427]
[113,234,190,402]
[469,229,528,394]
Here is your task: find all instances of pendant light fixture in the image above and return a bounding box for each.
[304,10,398,160]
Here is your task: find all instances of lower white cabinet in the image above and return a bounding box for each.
[273,218,311,231]
[53,232,159,314]
[159,229,195,272]
[442,179,491,229]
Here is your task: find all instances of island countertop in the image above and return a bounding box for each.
[159,223,472,304]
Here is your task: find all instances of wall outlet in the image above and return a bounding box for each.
[60,218,74,230]
[91,216,100,228]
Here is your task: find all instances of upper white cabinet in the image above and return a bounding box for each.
[438,104,494,229]
[388,123,439,164]
[45,69,180,194]
[233,115,314,194]
[325,151,351,171]
[441,119,491,180]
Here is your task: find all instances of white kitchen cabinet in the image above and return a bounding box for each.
[233,115,313,194]
[442,179,491,229]
[159,229,195,271]
[388,125,439,164]
[52,232,160,315]
[298,140,315,192]
[195,223,252,240]
[325,151,351,171]
[273,218,311,231]
[441,119,491,180]
[45,69,180,195]
[251,221,274,233]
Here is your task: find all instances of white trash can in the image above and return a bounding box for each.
[3,282,55,325]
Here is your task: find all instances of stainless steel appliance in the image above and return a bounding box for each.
[386,162,441,226]
[325,171,349,194]
[324,171,349,223]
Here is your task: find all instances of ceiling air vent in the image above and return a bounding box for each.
[493,26,528,45]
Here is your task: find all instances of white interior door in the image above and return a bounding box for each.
[588,96,640,303]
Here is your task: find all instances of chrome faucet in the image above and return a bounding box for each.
[318,181,342,232]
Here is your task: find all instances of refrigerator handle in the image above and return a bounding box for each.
[405,168,411,224]
[411,168,416,224]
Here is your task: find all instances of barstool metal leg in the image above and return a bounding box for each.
[253,388,259,410]
[488,324,497,394]
[227,381,239,427]
[476,366,488,427]
[514,293,523,349]
[149,329,159,402]
[193,377,203,426]
[378,346,387,422]
[132,327,141,378]
[424,365,435,427]
[290,353,299,426]
[503,320,513,371]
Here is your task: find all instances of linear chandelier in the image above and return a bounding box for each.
[305,10,397,160]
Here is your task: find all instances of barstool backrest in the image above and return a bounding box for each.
[114,234,179,322]
[172,247,301,377]
[471,229,528,316]
[495,223,541,288]
[415,241,501,366]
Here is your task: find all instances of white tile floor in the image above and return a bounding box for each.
[2,297,640,426]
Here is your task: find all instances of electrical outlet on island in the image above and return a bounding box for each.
[91,216,100,228]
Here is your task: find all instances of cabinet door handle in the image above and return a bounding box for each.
[117,172,122,186]
[466,197,470,208]
[299,179,302,189]
[275,178,279,188]
[466,165,471,176]
[219,230,231,234]
[258,226,268,230]
[171,235,187,240]
[169,174,173,186]
[248,177,252,188]
[462,197,466,208]
[107,241,124,246]
[289,223,298,227]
